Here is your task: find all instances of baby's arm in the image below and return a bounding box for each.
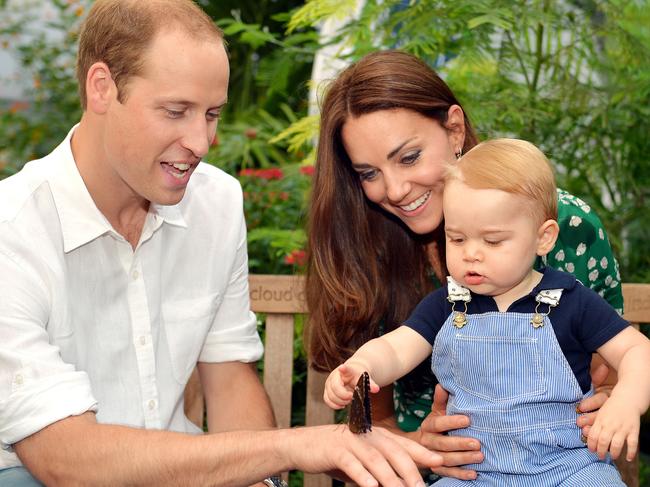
[589,326,650,460]
[323,326,432,409]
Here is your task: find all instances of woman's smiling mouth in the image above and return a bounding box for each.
[399,190,431,212]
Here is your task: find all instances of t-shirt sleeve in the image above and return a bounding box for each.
[574,283,629,352]
[537,189,623,314]
[403,288,450,345]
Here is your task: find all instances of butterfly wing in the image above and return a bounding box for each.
[348,371,372,434]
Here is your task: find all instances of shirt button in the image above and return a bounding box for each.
[139,336,146,346]
[132,270,139,280]
[148,399,156,410]
[14,374,23,386]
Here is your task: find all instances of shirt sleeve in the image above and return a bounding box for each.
[403,288,450,345]
[573,282,629,352]
[198,211,263,364]
[536,189,623,314]
[0,249,97,448]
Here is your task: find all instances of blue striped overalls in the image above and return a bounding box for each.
[431,278,624,486]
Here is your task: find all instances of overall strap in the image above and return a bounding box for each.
[531,288,563,328]
[446,276,471,328]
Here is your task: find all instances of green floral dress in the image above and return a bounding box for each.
[393,189,624,433]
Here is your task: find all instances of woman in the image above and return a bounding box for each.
[305,50,623,481]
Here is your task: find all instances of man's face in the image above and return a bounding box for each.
[102,28,229,206]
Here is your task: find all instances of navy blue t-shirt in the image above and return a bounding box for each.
[404,267,629,393]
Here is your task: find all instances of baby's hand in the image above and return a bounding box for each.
[586,395,640,461]
[323,363,379,409]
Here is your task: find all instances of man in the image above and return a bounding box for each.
[0,1,441,486]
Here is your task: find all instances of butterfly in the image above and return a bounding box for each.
[348,371,372,434]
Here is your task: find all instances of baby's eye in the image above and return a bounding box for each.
[485,239,502,246]
[447,236,464,244]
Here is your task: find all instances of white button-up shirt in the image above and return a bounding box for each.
[0,127,263,469]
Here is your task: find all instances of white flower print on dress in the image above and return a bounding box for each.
[589,270,599,282]
[414,410,426,418]
[610,280,619,288]
[555,250,565,261]
[600,257,608,269]
[588,257,597,269]
[566,263,575,273]
[576,243,587,256]
[605,275,613,286]
[569,216,582,227]
[599,228,605,240]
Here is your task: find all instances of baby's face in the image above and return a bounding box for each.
[443,179,544,300]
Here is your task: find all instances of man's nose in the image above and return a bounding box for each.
[181,117,211,159]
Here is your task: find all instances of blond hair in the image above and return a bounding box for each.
[447,138,558,224]
[76,0,223,109]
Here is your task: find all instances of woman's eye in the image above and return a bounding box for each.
[359,170,378,182]
[401,150,421,165]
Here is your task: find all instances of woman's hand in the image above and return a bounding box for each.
[576,360,614,437]
[417,385,483,480]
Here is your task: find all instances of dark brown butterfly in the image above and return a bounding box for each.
[348,371,372,434]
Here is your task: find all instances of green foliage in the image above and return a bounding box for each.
[281,0,650,283]
[0,0,84,174]
[236,164,313,274]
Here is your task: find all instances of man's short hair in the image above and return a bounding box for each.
[447,138,558,225]
[76,0,224,109]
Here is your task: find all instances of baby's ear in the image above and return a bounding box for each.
[536,219,559,256]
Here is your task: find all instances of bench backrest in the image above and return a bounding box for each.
[185,278,650,487]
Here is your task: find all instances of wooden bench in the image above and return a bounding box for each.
[185,278,650,487]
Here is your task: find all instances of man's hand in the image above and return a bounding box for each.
[416,385,483,481]
[283,424,442,487]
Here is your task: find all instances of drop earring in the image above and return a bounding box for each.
[455,147,462,159]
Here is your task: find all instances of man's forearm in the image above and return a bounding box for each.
[15,413,292,487]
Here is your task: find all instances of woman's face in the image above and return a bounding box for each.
[341,107,463,235]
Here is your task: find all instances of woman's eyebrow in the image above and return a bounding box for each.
[387,137,416,160]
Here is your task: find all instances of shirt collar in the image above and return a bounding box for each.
[532,266,577,293]
[48,125,187,253]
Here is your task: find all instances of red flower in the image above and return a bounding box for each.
[244,128,258,139]
[239,168,255,177]
[257,168,284,180]
[299,165,315,176]
[284,249,307,266]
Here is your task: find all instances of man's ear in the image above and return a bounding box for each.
[445,104,466,154]
[537,219,560,256]
[86,62,115,114]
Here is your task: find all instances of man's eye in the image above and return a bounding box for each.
[207,112,221,121]
[165,109,184,119]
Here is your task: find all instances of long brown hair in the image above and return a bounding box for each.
[306,50,479,372]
